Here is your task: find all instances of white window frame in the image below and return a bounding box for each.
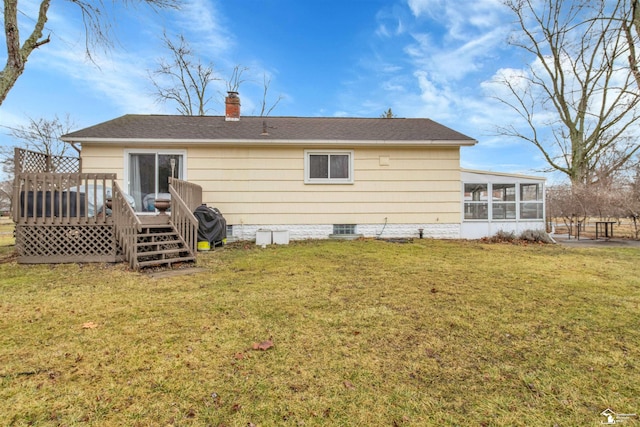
[304,150,354,184]
[519,182,544,220]
[491,183,517,220]
[124,149,187,213]
[462,181,546,222]
[463,183,489,220]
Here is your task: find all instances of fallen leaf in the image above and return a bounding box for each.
[234,352,245,360]
[82,322,98,329]
[252,339,273,351]
[343,380,355,390]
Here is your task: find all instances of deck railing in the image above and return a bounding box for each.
[169,177,202,211]
[111,182,142,269]
[169,183,198,257]
[13,173,116,225]
[12,172,119,263]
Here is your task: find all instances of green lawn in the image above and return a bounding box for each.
[1,238,639,426]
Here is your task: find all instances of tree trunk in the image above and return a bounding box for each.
[0,0,51,106]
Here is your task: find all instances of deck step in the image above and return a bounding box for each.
[137,247,191,257]
[137,239,182,248]
[137,256,196,268]
[137,231,176,238]
[132,222,196,270]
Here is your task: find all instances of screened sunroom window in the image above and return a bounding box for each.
[492,184,516,220]
[305,150,353,184]
[464,183,488,219]
[520,183,544,219]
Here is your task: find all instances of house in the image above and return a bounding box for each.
[60,92,545,243]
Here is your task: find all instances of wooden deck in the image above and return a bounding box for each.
[12,149,202,269]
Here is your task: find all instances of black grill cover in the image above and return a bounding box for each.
[194,204,227,246]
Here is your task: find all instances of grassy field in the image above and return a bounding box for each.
[0,232,639,426]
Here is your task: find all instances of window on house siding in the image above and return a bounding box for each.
[464,183,488,219]
[333,224,357,235]
[305,150,353,184]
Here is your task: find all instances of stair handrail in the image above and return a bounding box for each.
[168,177,202,211]
[111,182,142,269]
[169,183,198,257]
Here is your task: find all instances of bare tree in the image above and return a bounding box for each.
[546,184,587,236]
[258,73,283,117]
[1,114,77,176]
[150,32,220,116]
[380,108,396,118]
[150,40,284,117]
[225,65,248,94]
[494,0,640,185]
[4,115,77,158]
[224,66,283,116]
[0,114,76,212]
[623,0,640,88]
[1,0,180,106]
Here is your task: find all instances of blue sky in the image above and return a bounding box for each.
[0,0,555,180]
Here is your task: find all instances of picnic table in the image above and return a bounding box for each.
[595,221,616,239]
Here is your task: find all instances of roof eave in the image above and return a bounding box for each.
[60,137,478,147]
[461,168,546,181]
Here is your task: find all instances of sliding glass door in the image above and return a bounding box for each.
[127,151,184,212]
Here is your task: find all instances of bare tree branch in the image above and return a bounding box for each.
[150,32,220,116]
[494,0,640,185]
[0,114,77,207]
[259,73,283,117]
[0,0,181,106]
[226,65,249,93]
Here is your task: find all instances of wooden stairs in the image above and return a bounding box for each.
[135,223,196,269]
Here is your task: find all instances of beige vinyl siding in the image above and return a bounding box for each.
[80,145,126,181]
[188,146,461,225]
[79,144,462,225]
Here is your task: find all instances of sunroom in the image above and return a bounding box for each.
[460,169,546,239]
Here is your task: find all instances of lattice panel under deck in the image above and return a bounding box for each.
[15,224,118,263]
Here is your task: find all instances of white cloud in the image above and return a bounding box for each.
[481,67,530,97]
[406,0,444,19]
[408,0,507,33]
[413,71,451,116]
[177,0,234,56]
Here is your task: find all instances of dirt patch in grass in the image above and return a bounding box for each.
[1,239,638,426]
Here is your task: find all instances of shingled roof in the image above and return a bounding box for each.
[62,115,477,146]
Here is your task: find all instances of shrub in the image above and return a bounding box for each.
[484,230,517,243]
[519,229,553,243]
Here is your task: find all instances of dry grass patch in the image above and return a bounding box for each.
[1,239,639,426]
[0,218,15,261]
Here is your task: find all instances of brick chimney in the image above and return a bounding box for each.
[225,91,240,121]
